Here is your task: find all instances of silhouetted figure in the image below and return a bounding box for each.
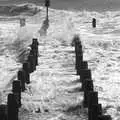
[92,18,96,28]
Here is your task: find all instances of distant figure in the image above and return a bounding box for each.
[20,18,26,27]
[92,18,96,28]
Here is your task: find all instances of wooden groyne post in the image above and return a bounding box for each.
[12,80,21,107]
[45,0,50,20]
[7,93,18,120]
[73,35,83,71]
[17,70,26,92]
[31,38,39,66]
[22,62,30,84]
[83,79,94,107]
[0,104,7,120]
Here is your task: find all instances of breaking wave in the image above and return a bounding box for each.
[0,3,40,16]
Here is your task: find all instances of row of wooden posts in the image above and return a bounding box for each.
[74,36,111,120]
[0,1,50,118]
[0,38,39,120]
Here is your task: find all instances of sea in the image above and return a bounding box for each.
[0,1,119,120]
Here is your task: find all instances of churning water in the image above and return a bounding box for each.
[0,3,120,120]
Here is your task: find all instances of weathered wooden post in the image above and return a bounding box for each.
[88,91,98,110]
[84,79,94,92]
[88,91,98,120]
[75,38,83,70]
[12,80,21,107]
[7,93,18,120]
[92,18,96,28]
[77,61,88,75]
[78,69,92,82]
[30,49,37,67]
[45,0,50,20]
[27,53,36,73]
[0,104,7,120]
[76,54,83,71]
[79,69,92,92]
[75,44,82,56]
[90,104,102,120]
[23,62,30,84]
[17,70,26,92]
[31,38,39,50]
[72,35,83,71]
[83,79,94,107]
[31,38,39,66]
[80,61,88,69]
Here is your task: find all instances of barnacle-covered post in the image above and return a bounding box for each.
[45,0,50,20]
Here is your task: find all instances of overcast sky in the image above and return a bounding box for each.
[0,0,120,11]
[50,0,120,11]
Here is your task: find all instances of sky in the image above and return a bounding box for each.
[50,0,120,11]
[0,0,120,11]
